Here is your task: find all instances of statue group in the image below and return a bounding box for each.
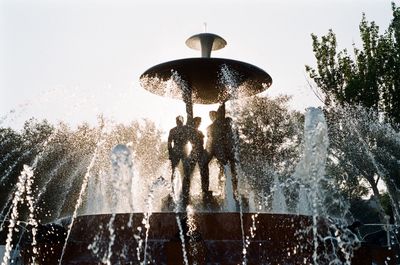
[168,104,238,208]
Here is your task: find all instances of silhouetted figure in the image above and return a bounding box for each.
[206,105,240,199]
[182,117,210,206]
[224,116,239,197]
[168,116,190,185]
[206,108,227,165]
[204,110,222,188]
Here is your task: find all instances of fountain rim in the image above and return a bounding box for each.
[140,57,272,78]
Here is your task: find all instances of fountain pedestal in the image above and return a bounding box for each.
[20,213,398,264]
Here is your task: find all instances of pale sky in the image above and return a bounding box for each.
[0,0,394,132]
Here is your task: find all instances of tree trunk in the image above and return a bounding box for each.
[368,177,388,224]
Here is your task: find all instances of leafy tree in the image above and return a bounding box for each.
[306,3,400,224]
[306,3,400,125]
[324,105,400,223]
[232,95,304,203]
[0,118,166,224]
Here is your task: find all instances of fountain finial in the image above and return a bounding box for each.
[185,33,227,58]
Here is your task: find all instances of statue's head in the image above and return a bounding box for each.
[193,117,202,128]
[176,115,184,126]
[209,111,217,122]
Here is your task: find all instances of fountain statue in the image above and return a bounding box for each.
[1,32,399,265]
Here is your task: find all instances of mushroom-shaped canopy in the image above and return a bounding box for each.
[140,57,272,104]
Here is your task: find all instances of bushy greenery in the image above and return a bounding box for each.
[0,118,166,224]
[232,95,304,205]
[306,3,400,223]
[306,3,400,126]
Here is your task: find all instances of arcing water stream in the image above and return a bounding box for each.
[0,70,399,264]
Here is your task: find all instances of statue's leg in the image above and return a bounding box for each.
[170,156,179,185]
[230,160,239,199]
[218,163,224,191]
[200,153,210,195]
[181,158,193,209]
[215,149,228,193]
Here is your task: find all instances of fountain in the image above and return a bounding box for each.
[1,32,399,264]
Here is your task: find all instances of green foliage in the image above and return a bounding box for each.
[325,104,400,223]
[306,2,400,224]
[380,192,395,222]
[233,95,304,194]
[350,198,381,224]
[306,3,400,125]
[0,118,166,224]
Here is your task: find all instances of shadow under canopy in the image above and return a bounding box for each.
[140,57,272,104]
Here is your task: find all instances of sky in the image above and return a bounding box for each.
[0,0,395,133]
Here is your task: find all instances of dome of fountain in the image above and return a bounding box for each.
[140,57,272,104]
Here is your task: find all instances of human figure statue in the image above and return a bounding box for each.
[168,116,190,186]
[206,104,240,199]
[206,107,228,166]
[224,116,239,198]
[182,117,210,206]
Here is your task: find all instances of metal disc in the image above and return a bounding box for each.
[140,57,272,104]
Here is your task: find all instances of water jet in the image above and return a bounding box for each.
[2,32,398,264]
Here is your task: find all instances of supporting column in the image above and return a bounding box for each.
[218,102,226,118]
[183,88,193,126]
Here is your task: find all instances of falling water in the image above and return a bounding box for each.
[108,144,138,263]
[223,165,236,211]
[185,205,197,259]
[94,144,136,265]
[172,170,182,206]
[271,174,288,213]
[340,105,400,225]
[1,65,398,264]
[291,107,359,264]
[1,126,58,265]
[102,214,116,265]
[58,127,106,265]
[219,64,249,265]
[110,144,136,212]
[35,156,72,205]
[53,160,87,220]
[247,190,256,212]
[299,107,329,264]
[242,212,259,265]
[175,214,189,265]
[142,177,167,264]
[0,150,33,185]
[0,190,16,233]
[25,166,38,265]
[170,171,189,265]
[0,147,21,169]
[122,175,170,264]
[297,184,311,215]
[1,165,36,265]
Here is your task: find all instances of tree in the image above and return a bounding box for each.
[324,105,400,224]
[232,95,304,205]
[0,118,167,224]
[306,3,400,125]
[306,3,400,224]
